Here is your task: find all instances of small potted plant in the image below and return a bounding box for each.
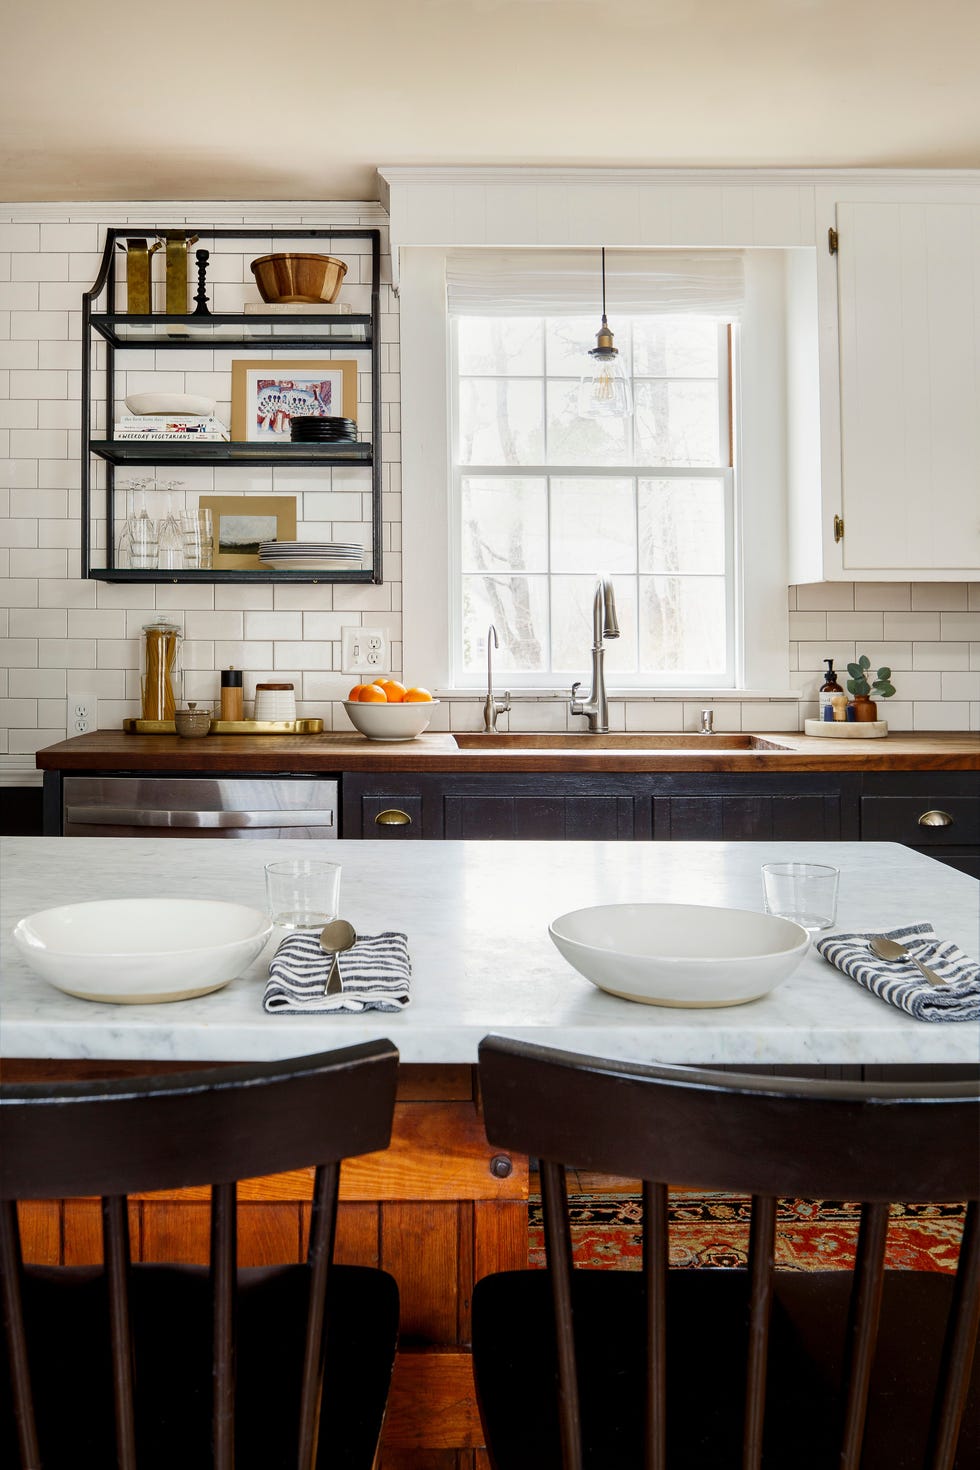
[846,656,896,721]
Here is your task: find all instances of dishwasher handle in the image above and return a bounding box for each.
[66,805,335,830]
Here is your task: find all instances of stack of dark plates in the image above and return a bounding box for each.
[289,415,358,443]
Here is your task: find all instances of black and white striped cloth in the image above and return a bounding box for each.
[815,923,979,1022]
[264,931,411,1014]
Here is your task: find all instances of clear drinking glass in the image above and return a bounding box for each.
[265,860,341,930]
[128,508,158,569]
[181,508,213,569]
[761,862,839,932]
[157,498,184,570]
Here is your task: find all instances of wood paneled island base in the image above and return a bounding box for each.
[7,1059,527,1469]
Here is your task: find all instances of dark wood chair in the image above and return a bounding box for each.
[472,1036,980,1470]
[0,1041,400,1470]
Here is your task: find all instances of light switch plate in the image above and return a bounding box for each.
[341,627,389,676]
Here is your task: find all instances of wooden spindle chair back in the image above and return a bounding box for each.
[0,1041,399,1470]
[474,1036,980,1470]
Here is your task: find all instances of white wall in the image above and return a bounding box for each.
[0,200,978,783]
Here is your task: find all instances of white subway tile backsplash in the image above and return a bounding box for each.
[941,672,980,701]
[882,612,942,640]
[10,668,66,697]
[912,702,970,731]
[912,641,971,671]
[940,612,980,639]
[244,610,302,641]
[910,582,969,611]
[40,638,96,667]
[852,582,911,611]
[825,612,885,641]
[0,581,39,607]
[11,608,65,638]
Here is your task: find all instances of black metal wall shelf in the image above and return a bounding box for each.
[81,225,383,585]
[90,314,372,349]
[88,567,378,585]
[91,440,373,467]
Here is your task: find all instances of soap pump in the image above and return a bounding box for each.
[819,659,844,721]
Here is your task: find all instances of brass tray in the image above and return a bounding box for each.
[123,718,324,735]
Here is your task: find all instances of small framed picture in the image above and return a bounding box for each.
[199,495,297,570]
[231,359,358,441]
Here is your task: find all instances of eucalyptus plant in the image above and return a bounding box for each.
[846,655,896,699]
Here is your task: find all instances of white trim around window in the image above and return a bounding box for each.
[401,247,793,699]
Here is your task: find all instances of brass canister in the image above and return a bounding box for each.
[159,231,200,315]
[119,238,161,315]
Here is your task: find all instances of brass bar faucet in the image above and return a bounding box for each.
[483,625,511,733]
[569,575,620,732]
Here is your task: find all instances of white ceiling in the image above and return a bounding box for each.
[4,0,979,203]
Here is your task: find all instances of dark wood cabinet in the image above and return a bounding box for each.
[341,772,860,843]
[859,772,980,878]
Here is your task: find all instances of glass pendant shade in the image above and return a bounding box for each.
[578,248,632,419]
[578,327,633,418]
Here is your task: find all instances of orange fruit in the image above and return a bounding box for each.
[403,686,433,702]
[358,683,388,703]
[348,683,371,701]
[377,679,407,703]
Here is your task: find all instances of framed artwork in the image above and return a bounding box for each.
[231,359,358,441]
[199,495,297,570]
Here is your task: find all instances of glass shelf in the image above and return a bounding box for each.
[90,440,373,467]
[90,313,372,348]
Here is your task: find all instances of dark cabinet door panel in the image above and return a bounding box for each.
[442,795,626,841]
[358,794,424,839]
[652,794,842,841]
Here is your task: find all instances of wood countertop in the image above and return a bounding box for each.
[35,729,979,773]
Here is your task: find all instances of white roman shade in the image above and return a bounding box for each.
[446,249,744,318]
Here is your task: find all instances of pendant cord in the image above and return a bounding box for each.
[600,246,607,322]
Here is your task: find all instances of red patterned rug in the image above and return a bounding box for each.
[528,1193,965,1273]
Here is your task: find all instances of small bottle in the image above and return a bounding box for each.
[819,658,843,721]
[220,666,244,722]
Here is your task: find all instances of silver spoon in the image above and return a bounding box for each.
[869,935,945,987]
[319,918,357,996]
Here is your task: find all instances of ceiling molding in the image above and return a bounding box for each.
[0,200,390,225]
[378,165,980,189]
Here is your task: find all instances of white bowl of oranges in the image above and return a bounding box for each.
[344,679,438,741]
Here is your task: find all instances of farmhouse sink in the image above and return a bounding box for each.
[452,733,794,752]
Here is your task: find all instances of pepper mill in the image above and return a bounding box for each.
[220,667,244,722]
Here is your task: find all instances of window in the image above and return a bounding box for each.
[451,313,735,687]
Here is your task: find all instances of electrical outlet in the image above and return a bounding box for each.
[72,696,96,735]
[341,627,389,676]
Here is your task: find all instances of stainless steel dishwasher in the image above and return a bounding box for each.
[62,777,338,840]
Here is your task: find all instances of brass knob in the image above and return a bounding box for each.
[917,810,953,828]
[375,809,412,826]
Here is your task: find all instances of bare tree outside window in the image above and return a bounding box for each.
[454,314,732,684]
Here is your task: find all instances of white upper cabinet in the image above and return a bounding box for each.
[837,201,980,575]
[792,192,980,582]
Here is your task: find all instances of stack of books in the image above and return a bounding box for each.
[113,414,230,441]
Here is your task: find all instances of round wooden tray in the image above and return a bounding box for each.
[803,719,888,739]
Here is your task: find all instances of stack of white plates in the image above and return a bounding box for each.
[258,540,363,571]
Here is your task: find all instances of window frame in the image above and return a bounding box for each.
[449,315,738,688]
[399,247,792,700]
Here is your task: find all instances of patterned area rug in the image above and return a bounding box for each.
[528,1192,966,1272]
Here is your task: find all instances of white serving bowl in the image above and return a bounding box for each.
[124,392,216,417]
[548,902,809,1008]
[343,699,439,742]
[11,898,273,1004]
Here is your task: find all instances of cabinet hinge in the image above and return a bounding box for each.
[833,514,844,543]
[828,227,839,255]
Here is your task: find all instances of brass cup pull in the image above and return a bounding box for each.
[375,809,412,826]
[918,810,954,828]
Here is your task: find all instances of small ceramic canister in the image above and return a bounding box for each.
[174,701,212,739]
[253,682,296,722]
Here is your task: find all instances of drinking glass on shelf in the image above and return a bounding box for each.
[157,492,184,570]
[117,483,157,569]
[181,508,213,569]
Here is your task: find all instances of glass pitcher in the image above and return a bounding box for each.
[140,619,183,721]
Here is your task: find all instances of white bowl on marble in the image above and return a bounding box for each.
[11,898,273,1004]
[548,902,809,1008]
[343,699,439,741]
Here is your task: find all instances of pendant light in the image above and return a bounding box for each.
[578,247,632,419]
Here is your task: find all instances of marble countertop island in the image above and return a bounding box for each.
[1,837,978,1068]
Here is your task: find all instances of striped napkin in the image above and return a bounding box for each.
[816,922,980,1022]
[264,930,411,1014]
